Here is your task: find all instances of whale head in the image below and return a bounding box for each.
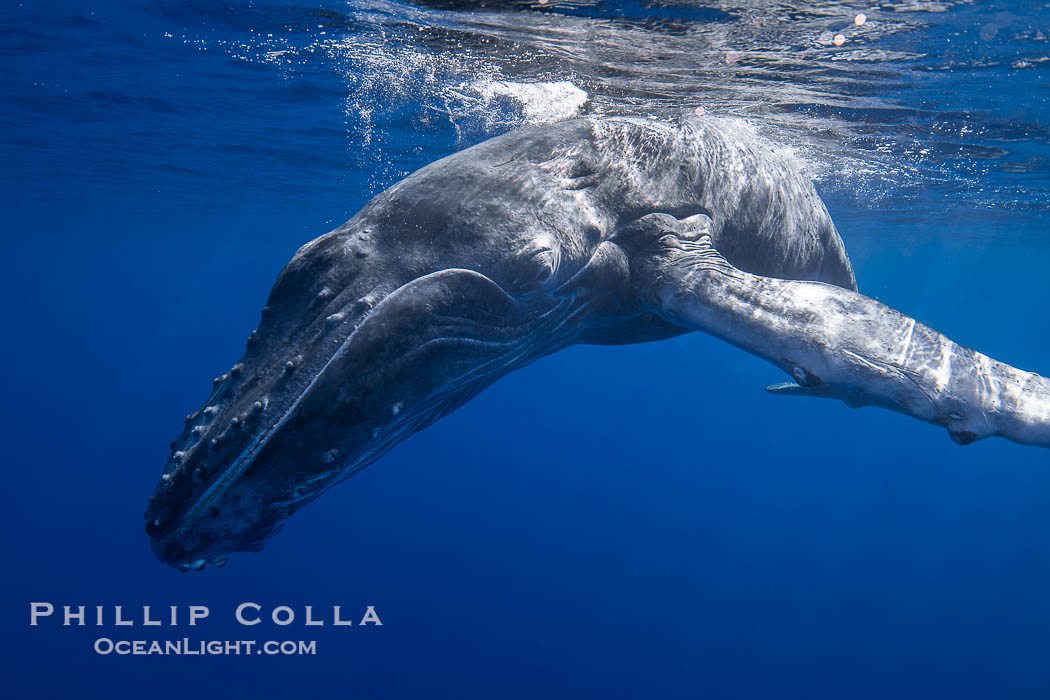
[145,244,587,569]
[144,125,621,570]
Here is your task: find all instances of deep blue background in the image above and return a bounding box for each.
[3,1,1050,698]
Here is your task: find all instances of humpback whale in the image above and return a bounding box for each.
[145,117,1050,570]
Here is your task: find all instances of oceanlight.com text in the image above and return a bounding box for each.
[93,638,317,656]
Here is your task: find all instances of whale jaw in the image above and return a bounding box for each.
[146,267,579,570]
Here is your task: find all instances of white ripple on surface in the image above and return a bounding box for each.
[466,79,589,125]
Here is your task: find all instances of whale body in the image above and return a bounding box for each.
[145,117,1050,570]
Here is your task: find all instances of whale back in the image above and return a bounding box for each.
[569,117,857,345]
[582,117,857,291]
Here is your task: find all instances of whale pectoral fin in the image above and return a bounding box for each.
[627,213,1050,449]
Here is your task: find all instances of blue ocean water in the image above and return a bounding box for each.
[4,0,1050,697]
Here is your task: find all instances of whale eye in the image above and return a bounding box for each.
[512,248,557,294]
